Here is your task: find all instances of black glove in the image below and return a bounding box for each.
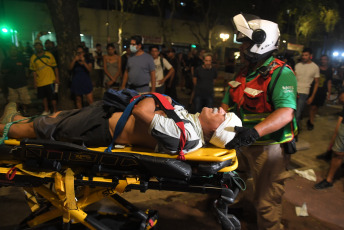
[225,126,260,150]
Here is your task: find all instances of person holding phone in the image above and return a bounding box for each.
[69,45,93,109]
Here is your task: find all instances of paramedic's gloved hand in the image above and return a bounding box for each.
[225,126,260,150]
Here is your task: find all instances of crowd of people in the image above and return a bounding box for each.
[1,13,344,230]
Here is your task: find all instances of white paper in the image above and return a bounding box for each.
[294,169,317,182]
[295,202,309,217]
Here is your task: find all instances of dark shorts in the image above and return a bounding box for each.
[311,91,327,107]
[37,84,54,100]
[33,101,112,147]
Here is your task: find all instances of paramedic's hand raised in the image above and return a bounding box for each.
[225,126,260,150]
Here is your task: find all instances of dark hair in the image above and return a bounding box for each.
[96,43,101,47]
[302,48,313,55]
[320,54,329,59]
[106,43,115,49]
[130,35,143,45]
[76,45,84,51]
[167,47,176,53]
[149,45,159,52]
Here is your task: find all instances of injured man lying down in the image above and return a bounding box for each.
[0,92,242,154]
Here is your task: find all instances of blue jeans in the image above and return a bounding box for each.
[296,93,308,123]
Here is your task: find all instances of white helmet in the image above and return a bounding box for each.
[233,14,280,62]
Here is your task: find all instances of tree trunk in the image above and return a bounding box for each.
[46,0,81,110]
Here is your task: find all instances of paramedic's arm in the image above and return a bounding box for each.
[150,70,156,92]
[120,69,128,90]
[254,107,294,137]
[54,67,60,84]
[307,78,319,104]
[132,98,156,125]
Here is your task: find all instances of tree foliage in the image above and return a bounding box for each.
[278,0,340,44]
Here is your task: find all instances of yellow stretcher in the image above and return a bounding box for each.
[0,138,242,230]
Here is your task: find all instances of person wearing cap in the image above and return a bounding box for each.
[0,94,241,153]
[221,14,297,230]
[29,39,59,115]
[120,35,156,93]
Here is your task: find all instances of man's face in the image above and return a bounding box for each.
[320,56,329,66]
[199,107,226,131]
[45,41,52,50]
[96,45,102,52]
[203,55,212,69]
[34,43,43,53]
[150,48,159,59]
[199,49,206,59]
[301,52,312,63]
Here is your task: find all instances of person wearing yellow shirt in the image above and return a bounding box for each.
[29,40,59,115]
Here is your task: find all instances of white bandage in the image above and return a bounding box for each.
[209,112,242,148]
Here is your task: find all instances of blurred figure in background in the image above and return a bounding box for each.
[69,45,93,109]
[92,43,104,88]
[149,45,174,94]
[103,43,121,89]
[1,46,31,115]
[307,55,332,130]
[193,53,217,113]
[30,39,59,115]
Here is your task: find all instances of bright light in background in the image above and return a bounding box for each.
[80,34,84,36]
[342,53,344,57]
[282,40,287,43]
[234,51,240,59]
[333,51,339,57]
[220,33,229,41]
[180,2,185,6]
[1,28,8,33]
[48,31,51,34]
[191,44,196,48]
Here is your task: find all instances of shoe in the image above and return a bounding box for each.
[316,150,332,161]
[307,120,314,130]
[41,110,51,116]
[0,102,20,124]
[314,179,333,190]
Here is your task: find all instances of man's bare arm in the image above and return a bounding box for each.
[132,98,156,125]
[150,70,156,92]
[121,69,128,90]
[254,107,294,137]
[307,78,319,104]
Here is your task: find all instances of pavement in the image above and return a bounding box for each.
[0,81,343,229]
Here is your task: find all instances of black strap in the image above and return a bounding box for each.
[268,63,287,106]
[36,52,55,69]
[160,57,164,77]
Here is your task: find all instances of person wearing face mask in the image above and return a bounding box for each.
[221,14,298,230]
[192,53,218,113]
[120,35,156,93]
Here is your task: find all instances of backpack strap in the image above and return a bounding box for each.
[160,57,165,77]
[105,93,187,161]
[268,63,286,106]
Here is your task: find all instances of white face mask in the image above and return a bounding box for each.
[130,45,138,53]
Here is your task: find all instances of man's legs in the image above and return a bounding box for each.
[326,151,344,183]
[309,105,318,125]
[241,145,290,230]
[296,93,308,124]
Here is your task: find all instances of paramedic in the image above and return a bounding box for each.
[221,14,297,230]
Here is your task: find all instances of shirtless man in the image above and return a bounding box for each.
[0,96,240,153]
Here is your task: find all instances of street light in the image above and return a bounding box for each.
[220,33,229,42]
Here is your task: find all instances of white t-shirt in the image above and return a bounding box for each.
[150,57,172,88]
[295,61,320,94]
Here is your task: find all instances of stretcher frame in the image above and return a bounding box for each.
[0,139,242,230]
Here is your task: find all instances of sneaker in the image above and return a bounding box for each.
[41,110,51,116]
[314,179,333,190]
[316,150,332,161]
[0,102,20,124]
[307,120,314,131]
